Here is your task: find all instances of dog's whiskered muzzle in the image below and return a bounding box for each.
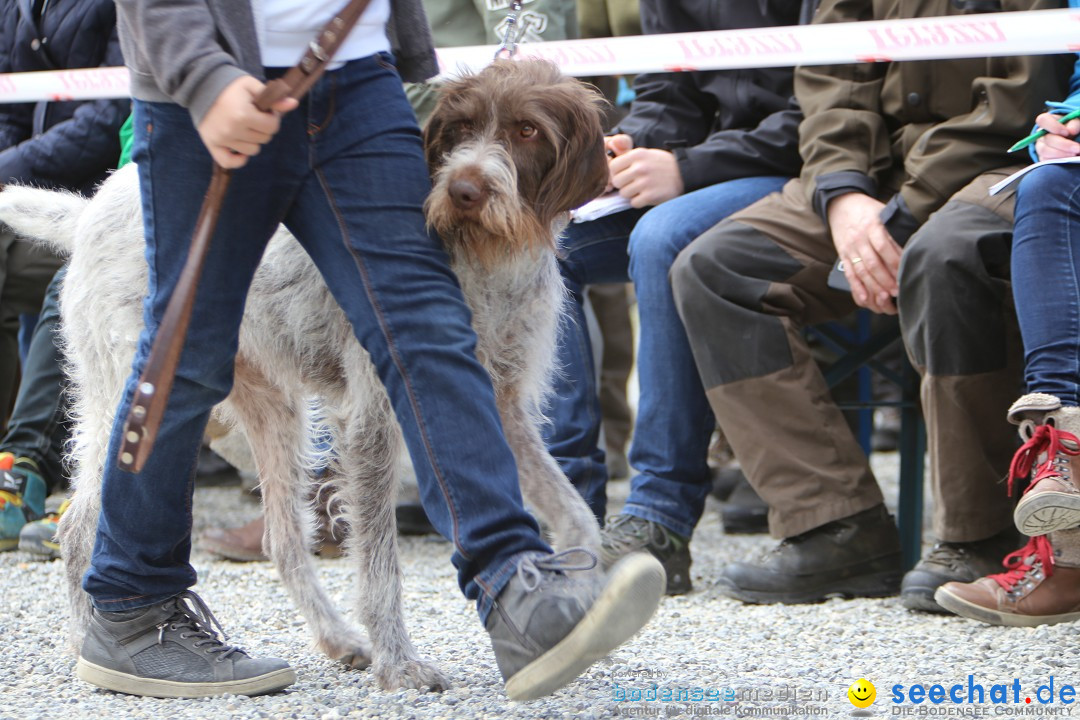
[449,176,487,212]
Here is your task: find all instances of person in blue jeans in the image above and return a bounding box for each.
[76,0,663,700]
[546,0,813,594]
[936,9,1080,625]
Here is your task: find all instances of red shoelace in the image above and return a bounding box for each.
[990,535,1055,590]
[1008,424,1080,496]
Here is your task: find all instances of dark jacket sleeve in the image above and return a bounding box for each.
[0,5,32,155]
[673,97,804,192]
[612,0,806,193]
[0,21,127,189]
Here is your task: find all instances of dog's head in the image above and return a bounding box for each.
[424,59,609,266]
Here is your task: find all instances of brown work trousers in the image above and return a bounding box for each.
[671,171,1022,542]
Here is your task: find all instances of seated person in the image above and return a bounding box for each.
[663,0,1070,606]
[0,269,69,557]
[0,0,126,551]
[544,0,813,594]
[936,26,1080,625]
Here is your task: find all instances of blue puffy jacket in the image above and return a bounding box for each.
[0,0,127,194]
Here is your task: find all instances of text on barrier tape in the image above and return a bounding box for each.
[0,9,1076,104]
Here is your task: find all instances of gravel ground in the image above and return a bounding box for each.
[4,452,1080,720]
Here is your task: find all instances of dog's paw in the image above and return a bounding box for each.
[375,659,451,692]
[335,648,374,671]
[321,632,374,670]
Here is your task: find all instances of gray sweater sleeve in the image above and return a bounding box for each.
[114,0,255,125]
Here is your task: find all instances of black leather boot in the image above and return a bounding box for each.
[718,504,902,603]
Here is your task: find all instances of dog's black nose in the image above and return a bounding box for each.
[449,177,486,211]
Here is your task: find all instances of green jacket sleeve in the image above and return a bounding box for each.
[794,0,889,216]
[795,0,1073,227]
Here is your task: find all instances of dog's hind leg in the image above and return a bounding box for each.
[227,359,374,670]
[58,357,128,654]
[337,387,449,691]
[499,398,602,556]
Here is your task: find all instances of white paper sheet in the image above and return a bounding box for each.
[571,193,634,223]
[988,156,1080,196]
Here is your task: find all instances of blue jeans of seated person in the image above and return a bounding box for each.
[545,175,789,537]
[83,55,549,623]
[1012,162,1080,405]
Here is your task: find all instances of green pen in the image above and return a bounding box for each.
[1009,107,1080,153]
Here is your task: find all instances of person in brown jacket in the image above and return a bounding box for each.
[668,0,1073,608]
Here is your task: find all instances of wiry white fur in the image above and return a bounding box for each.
[0,74,602,691]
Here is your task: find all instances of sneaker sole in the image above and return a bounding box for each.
[18,539,60,560]
[934,586,1080,627]
[504,552,665,702]
[1013,492,1080,536]
[76,658,296,698]
[899,588,948,614]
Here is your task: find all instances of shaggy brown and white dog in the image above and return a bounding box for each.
[0,60,610,691]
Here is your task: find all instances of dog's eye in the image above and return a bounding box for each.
[519,123,538,140]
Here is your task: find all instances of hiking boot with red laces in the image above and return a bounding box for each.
[1007,394,1080,536]
[934,533,1080,627]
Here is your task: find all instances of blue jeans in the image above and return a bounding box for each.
[83,55,548,622]
[545,175,789,536]
[1013,163,1080,405]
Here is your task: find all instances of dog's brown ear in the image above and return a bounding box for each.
[424,73,480,175]
[423,95,452,175]
[537,79,610,219]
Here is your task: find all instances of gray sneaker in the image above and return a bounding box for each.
[76,590,296,698]
[601,514,692,595]
[486,548,665,701]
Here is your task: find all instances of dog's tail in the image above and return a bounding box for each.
[0,183,89,257]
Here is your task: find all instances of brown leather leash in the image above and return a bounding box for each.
[117,0,373,473]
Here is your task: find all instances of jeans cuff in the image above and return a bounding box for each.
[473,550,537,624]
[621,501,697,540]
[90,591,178,612]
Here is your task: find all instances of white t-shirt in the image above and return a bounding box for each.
[253,0,391,68]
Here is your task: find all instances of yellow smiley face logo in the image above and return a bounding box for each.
[848,678,876,708]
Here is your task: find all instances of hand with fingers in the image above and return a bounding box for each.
[605,133,685,208]
[197,76,299,169]
[827,192,903,315]
[1033,111,1080,161]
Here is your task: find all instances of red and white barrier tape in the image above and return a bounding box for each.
[0,9,1076,103]
[436,8,1080,79]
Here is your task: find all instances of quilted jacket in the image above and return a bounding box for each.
[0,0,127,193]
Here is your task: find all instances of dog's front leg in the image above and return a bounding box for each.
[341,393,449,692]
[498,398,602,558]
